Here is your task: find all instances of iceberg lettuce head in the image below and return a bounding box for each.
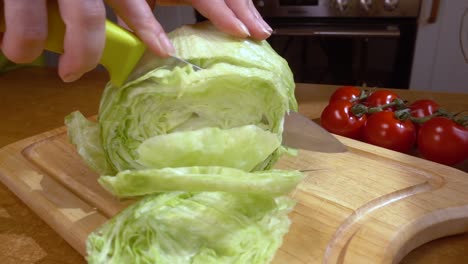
[66,22,296,175]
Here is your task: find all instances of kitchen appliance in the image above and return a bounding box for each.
[254,0,423,88]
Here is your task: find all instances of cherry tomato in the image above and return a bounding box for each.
[409,99,440,118]
[366,90,401,111]
[363,111,416,153]
[329,86,361,103]
[321,100,367,140]
[417,117,468,165]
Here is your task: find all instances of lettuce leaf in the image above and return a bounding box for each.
[65,111,113,175]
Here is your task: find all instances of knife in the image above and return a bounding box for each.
[0,2,200,87]
[283,112,347,153]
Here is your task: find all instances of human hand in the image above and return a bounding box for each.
[0,0,271,83]
[0,0,172,82]
[161,0,273,40]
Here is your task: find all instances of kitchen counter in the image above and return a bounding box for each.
[0,67,467,263]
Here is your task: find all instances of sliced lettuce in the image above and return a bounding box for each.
[99,166,303,198]
[137,125,280,171]
[87,192,295,264]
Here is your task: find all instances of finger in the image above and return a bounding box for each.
[57,0,106,82]
[190,0,251,38]
[107,0,175,57]
[225,0,272,40]
[115,0,155,31]
[1,0,47,63]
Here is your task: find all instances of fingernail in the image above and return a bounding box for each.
[237,21,251,37]
[155,33,176,56]
[260,20,273,35]
[62,72,82,83]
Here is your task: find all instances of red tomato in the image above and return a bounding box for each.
[329,86,361,103]
[417,117,468,165]
[321,100,367,140]
[363,111,416,153]
[366,90,401,111]
[409,99,440,118]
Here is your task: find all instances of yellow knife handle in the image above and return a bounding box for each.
[102,21,147,86]
[0,2,146,86]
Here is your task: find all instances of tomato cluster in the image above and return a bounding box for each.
[320,86,468,166]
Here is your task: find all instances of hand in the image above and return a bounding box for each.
[0,0,171,82]
[175,0,272,40]
[0,0,271,83]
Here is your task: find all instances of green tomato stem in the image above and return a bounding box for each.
[408,108,452,124]
[350,103,368,117]
[367,98,406,114]
[394,109,411,121]
[350,89,370,103]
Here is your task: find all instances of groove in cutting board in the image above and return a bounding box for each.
[323,179,440,264]
[320,152,447,263]
[22,132,135,218]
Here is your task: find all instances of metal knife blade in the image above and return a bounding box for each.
[126,50,202,83]
[283,112,347,153]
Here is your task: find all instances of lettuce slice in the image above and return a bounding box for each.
[137,125,280,171]
[99,166,303,198]
[87,192,295,264]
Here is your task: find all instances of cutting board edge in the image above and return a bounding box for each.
[0,126,107,256]
[390,205,468,263]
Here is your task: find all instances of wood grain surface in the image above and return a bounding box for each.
[0,67,467,263]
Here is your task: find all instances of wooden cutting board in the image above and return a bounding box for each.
[0,125,467,263]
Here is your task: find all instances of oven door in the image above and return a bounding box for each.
[266,22,416,89]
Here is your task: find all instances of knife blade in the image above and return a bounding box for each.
[283,112,347,153]
[125,50,202,84]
